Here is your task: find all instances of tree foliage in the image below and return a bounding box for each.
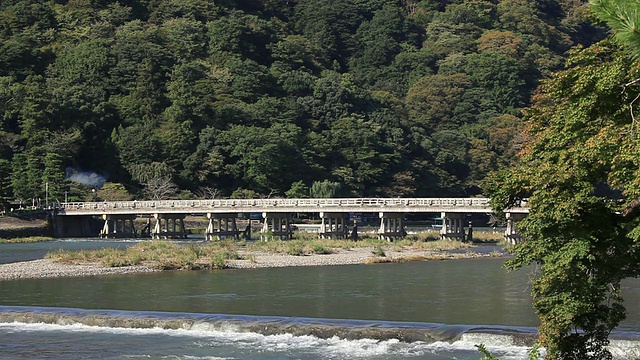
[0,0,606,201]
[310,180,341,198]
[486,38,640,358]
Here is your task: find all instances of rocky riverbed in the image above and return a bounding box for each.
[0,259,159,280]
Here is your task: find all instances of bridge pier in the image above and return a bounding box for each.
[99,214,138,238]
[261,212,293,240]
[152,214,187,239]
[206,213,239,241]
[319,212,348,239]
[504,212,526,244]
[440,212,466,241]
[378,212,405,241]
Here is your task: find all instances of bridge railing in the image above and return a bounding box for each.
[58,197,492,211]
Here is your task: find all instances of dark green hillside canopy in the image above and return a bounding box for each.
[0,0,606,204]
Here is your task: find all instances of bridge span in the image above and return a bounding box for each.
[53,198,528,242]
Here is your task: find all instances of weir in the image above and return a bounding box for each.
[51,198,529,241]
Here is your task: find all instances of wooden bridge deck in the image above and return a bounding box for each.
[55,197,528,216]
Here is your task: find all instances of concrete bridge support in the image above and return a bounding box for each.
[504,212,527,245]
[378,212,405,241]
[100,214,138,238]
[261,212,293,240]
[206,213,239,241]
[319,212,348,239]
[152,214,187,239]
[440,212,466,240]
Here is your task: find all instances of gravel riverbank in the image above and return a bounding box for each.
[0,259,160,280]
[0,247,505,280]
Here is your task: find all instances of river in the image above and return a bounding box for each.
[0,240,639,359]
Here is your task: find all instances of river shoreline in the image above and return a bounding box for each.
[0,246,506,281]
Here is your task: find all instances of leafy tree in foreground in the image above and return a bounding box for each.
[486,39,640,358]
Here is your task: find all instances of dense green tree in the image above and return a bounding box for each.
[97,182,133,201]
[0,158,11,210]
[382,45,435,95]
[181,126,225,186]
[164,60,232,129]
[218,123,307,193]
[285,180,308,198]
[464,51,525,109]
[310,180,341,198]
[159,17,207,62]
[487,40,640,358]
[0,1,55,78]
[111,123,163,180]
[230,187,258,199]
[10,152,29,202]
[109,20,171,124]
[300,71,372,129]
[42,153,66,203]
[207,11,275,64]
[497,0,573,52]
[422,20,479,58]
[485,1,640,357]
[147,0,219,24]
[294,0,362,67]
[11,151,43,202]
[327,115,393,195]
[350,4,407,86]
[406,73,472,131]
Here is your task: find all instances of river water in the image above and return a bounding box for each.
[1,240,640,359]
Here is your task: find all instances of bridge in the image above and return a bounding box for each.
[52,198,528,242]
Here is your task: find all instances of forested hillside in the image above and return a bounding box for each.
[0,0,605,204]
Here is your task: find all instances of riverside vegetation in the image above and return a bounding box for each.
[485,0,640,357]
[44,230,502,271]
[0,236,53,243]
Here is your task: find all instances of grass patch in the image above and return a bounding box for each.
[46,240,241,270]
[312,245,333,255]
[44,231,507,271]
[0,236,53,243]
[371,246,386,257]
[364,253,484,265]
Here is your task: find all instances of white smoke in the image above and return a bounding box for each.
[66,168,107,189]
